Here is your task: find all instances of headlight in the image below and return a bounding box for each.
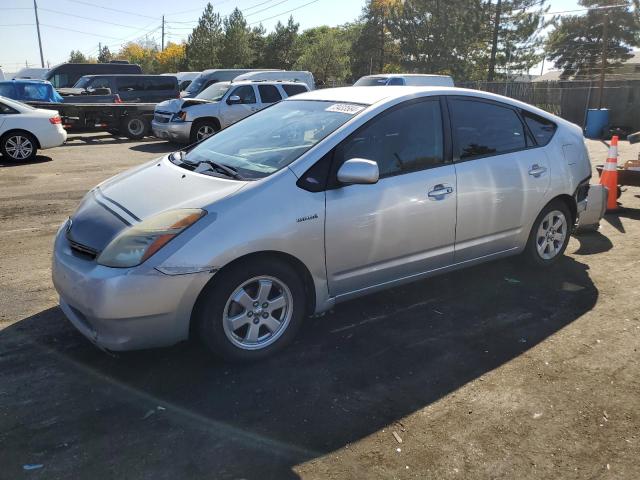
[171,111,187,122]
[97,209,206,268]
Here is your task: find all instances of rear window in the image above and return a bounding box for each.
[258,84,282,103]
[282,84,308,97]
[116,77,145,92]
[146,77,177,91]
[522,111,557,146]
[0,83,16,98]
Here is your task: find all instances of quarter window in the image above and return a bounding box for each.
[116,77,145,92]
[230,85,256,104]
[449,98,526,160]
[258,84,282,104]
[522,111,557,146]
[336,99,444,179]
[282,84,308,97]
[0,102,18,114]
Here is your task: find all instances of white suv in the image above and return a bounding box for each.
[152,80,309,144]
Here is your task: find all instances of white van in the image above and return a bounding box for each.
[354,74,454,87]
[232,70,315,90]
[162,71,201,91]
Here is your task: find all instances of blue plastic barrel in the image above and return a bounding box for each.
[585,108,609,139]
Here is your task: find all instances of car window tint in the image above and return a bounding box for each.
[258,84,282,103]
[522,111,557,146]
[337,99,444,178]
[0,101,18,114]
[116,77,145,92]
[231,85,256,104]
[450,99,526,160]
[89,78,111,89]
[282,84,308,97]
[387,77,404,85]
[146,77,176,91]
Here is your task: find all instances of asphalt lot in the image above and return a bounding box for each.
[1,132,639,479]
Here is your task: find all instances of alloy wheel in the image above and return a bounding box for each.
[5,135,33,160]
[196,125,215,141]
[536,210,567,260]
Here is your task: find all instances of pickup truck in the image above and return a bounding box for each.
[151,80,309,143]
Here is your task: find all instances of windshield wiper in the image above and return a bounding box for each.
[184,158,244,180]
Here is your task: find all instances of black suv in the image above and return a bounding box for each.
[60,75,179,103]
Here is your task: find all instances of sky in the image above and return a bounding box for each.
[0,0,582,75]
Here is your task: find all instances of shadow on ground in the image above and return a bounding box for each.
[0,252,600,479]
[129,141,181,154]
[0,154,52,167]
[63,133,160,146]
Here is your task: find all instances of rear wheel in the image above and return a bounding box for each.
[1,132,37,161]
[523,200,572,267]
[190,119,219,143]
[121,116,148,139]
[195,258,306,362]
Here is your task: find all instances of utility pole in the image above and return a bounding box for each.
[162,15,165,51]
[33,0,44,68]
[98,42,102,61]
[488,0,502,82]
[597,13,608,110]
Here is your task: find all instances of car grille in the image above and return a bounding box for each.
[67,237,98,260]
[154,113,171,124]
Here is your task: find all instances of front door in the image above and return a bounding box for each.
[325,98,457,297]
[447,97,551,262]
[222,85,259,127]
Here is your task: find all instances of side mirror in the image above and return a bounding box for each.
[227,95,241,105]
[337,158,379,185]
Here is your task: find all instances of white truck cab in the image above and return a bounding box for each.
[152,80,310,144]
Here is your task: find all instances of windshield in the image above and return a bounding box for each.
[354,77,389,86]
[73,77,91,88]
[196,82,230,101]
[178,100,365,179]
[185,74,208,94]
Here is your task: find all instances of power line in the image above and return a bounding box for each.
[60,0,158,20]
[244,0,281,12]
[40,23,124,40]
[248,0,321,25]
[39,8,148,29]
[245,0,290,18]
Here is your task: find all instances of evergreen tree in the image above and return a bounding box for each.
[219,8,253,68]
[249,24,267,67]
[263,16,300,70]
[185,2,224,71]
[97,45,113,63]
[69,50,88,63]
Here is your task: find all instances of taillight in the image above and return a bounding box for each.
[49,115,62,124]
[114,94,123,104]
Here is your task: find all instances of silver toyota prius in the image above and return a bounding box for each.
[52,86,594,361]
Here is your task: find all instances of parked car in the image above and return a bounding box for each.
[232,70,315,90]
[45,61,142,89]
[152,80,309,143]
[11,67,49,80]
[58,75,179,103]
[354,74,454,87]
[53,86,596,361]
[162,72,201,91]
[0,95,66,161]
[0,79,63,103]
[181,69,279,98]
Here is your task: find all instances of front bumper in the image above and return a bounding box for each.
[51,226,213,351]
[151,120,191,143]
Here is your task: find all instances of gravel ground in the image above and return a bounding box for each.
[0,133,638,479]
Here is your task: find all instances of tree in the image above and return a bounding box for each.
[249,24,267,67]
[118,41,159,73]
[545,0,640,79]
[156,42,187,72]
[263,16,300,70]
[97,45,113,63]
[295,26,350,84]
[69,50,89,63]
[219,8,253,68]
[185,2,223,70]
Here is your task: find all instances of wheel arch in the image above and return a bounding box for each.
[190,250,317,335]
[1,129,41,149]
[548,193,577,226]
[192,116,221,130]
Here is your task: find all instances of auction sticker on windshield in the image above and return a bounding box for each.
[325,104,365,115]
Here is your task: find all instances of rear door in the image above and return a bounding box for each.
[448,96,551,262]
[144,77,178,102]
[257,84,282,107]
[116,76,145,102]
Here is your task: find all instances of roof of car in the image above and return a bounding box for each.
[362,74,452,78]
[0,79,51,85]
[230,79,309,86]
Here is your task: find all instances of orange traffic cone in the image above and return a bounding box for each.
[600,135,619,212]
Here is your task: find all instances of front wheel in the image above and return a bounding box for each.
[523,200,572,267]
[1,132,37,162]
[195,258,306,362]
[190,119,219,143]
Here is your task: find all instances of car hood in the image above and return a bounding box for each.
[67,156,247,252]
[155,98,214,113]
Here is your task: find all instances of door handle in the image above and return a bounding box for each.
[428,184,454,199]
[528,164,547,177]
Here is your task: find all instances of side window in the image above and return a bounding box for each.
[146,77,176,91]
[21,84,49,101]
[449,98,526,160]
[335,99,444,179]
[230,85,256,104]
[89,78,111,89]
[0,102,18,114]
[258,84,282,104]
[282,84,308,97]
[116,77,145,92]
[387,77,404,86]
[522,111,557,146]
[51,74,68,88]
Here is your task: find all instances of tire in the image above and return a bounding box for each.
[190,119,219,144]
[1,131,38,162]
[523,200,572,267]
[121,116,148,140]
[195,258,306,362]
